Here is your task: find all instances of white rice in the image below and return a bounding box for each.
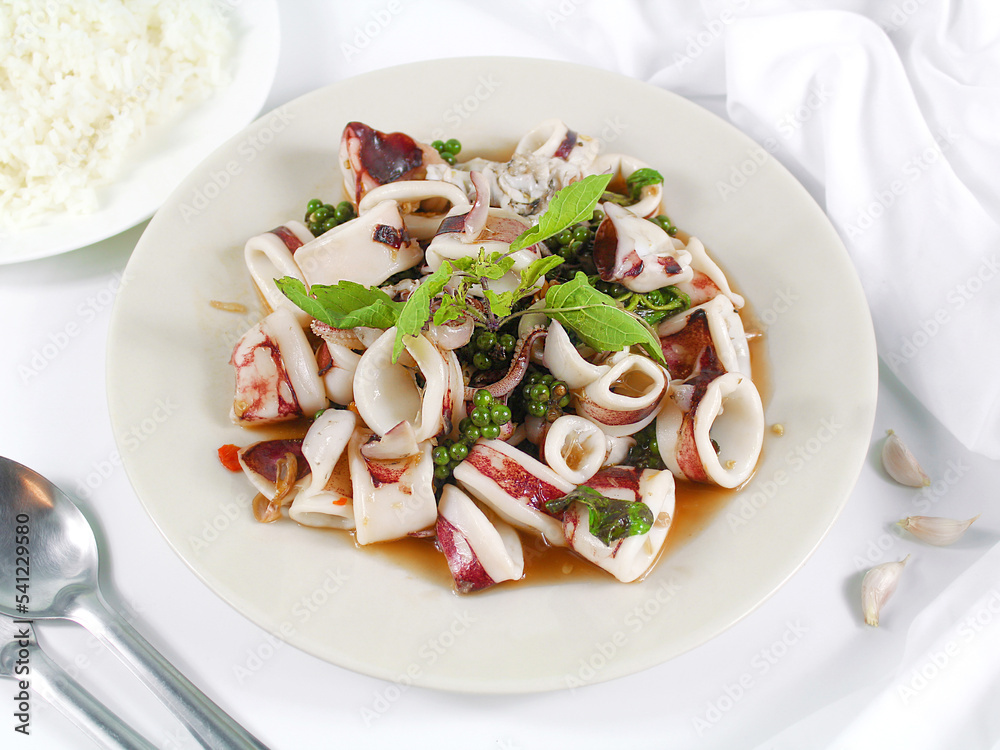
[0,0,232,229]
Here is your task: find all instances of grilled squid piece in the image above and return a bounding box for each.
[514,118,600,166]
[593,202,694,293]
[656,371,764,488]
[288,410,357,529]
[360,420,420,461]
[542,320,609,389]
[432,120,599,220]
[543,415,607,485]
[574,352,669,437]
[658,295,751,379]
[237,438,310,502]
[358,179,471,241]
[673,235,745,309]
[230,307,327,424]
[562,467,675,583]
[590,153,663,219]
[340,121,441,204]
[315,339,361,406]
[425,172,539,295]
[243,221,314,323]
[294,199,422,288]
[352,327,464,443]
[453,439,574,547]
[348,429,437,545]
[436,484,525,593]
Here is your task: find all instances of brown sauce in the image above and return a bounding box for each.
[355,278,772,591]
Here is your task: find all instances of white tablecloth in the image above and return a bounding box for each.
[4,1,999,748]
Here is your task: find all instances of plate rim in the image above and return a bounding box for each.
[106,55,879,693]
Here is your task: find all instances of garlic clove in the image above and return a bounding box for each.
[881,430,931,487]
[897,515,979,546]
[862,555,911,627]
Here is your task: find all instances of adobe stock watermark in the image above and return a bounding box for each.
[692,619,809,735]
[897,588,1000,705]
[428,75,503,141]
[564,574,683,690]
[754,287,799,333]
[360,610,477,724]
[879,0,929,33]
[842,127,961,241]
[673,0,750,69]
[19,270,131,383]
[178,106,296,222]
[75,397,180,499]
[716,84,833,201]
[546,0,587,28]
[188,490,254,552]
[727,416,843,531]
[884,252,999,373]
[233,567,349,683]
[340,1,403,62]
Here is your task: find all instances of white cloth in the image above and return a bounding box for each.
[641,2,1000,459]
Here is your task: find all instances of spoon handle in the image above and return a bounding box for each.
[71,591,269,750]
[28,645,157,750]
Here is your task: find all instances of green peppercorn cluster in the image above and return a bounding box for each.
[431,138,462,165]
[432,389,511,481]
[544,208,603,262]
[627,423,666,471]
[304,198,356,236]
[649,214,678,236]
[513,369,571,423]
[459,329,517,374]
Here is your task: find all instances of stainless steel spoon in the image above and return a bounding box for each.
[0,456,269,750]
[0,612,155,749]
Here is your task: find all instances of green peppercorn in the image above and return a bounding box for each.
[449,442,469,461]
[470,406,492,427]
[529,384,551,403]
[490,404,511,425]
[432,446,451,465]
[472,353,492,371]
[475,332,496,352]
[473,389,493,408]
[480,423,501,439]
[499,334,516,353]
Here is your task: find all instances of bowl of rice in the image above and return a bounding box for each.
[0,0,280,264]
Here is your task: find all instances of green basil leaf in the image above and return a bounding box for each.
[516,255,564,295]
[544,272,667,365]
[626,167,664,201]
[275,277,401,329]
[432,294,465,327]
[475,251,515,280]
[393,262,454,361]
[509,173,613,252]
[545,486,653,546]
[482,288,513,319]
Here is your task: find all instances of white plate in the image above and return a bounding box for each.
[107,57,878,693]
[0,0,280,265]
